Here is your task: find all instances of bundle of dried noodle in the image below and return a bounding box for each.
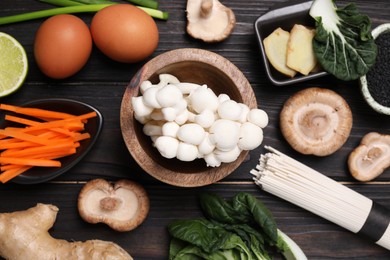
[251,146,390,250]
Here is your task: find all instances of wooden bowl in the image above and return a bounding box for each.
[120,48,257,187]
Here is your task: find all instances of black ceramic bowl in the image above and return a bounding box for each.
[0,99,103,184]
[254,0,328,86]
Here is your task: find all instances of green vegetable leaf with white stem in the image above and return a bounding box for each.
[277,229,308,260]
[199,192,278,245]
[309,0,377,81]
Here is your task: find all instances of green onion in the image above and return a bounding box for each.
[138,6,168,20]
[39,0,85,6]
[0,0,169,25]
[70,0,115,4]
[45,0,159,10]
[125,0,158,10]
[0,4,112,25]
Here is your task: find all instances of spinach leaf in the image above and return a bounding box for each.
[310,0,377,81]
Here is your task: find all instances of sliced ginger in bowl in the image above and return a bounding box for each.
[263,24,319,78]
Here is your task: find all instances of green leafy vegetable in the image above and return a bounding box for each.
[309,0,377,81]
[199,192,278,244]
[167,192,306,260]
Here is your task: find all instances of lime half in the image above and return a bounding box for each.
[0,32,28,97]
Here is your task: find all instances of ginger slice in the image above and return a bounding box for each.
[286,24,317,75]
[263,27,297,78]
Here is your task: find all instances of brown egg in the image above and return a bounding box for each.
[90,4,159,63]
[34,14,92,79]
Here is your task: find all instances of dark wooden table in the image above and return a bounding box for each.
[0,0,389,259]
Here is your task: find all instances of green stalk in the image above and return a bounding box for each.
[0,2,168,25]
[71,0,115,4]
[54,0,159,10]
[39,0,85,6]
[138,6,168,20]
[0,5,112,25]
[125,0,158,9]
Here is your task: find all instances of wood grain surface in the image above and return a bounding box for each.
[0,0,390,259]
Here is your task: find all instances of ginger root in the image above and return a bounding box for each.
[0,203,133,260]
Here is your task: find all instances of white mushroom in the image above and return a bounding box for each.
[238,122,264,150]
[156,74,180,87]
[142,86,161,109]
[161,107,177,121]
[194,109,216,128]
[177,123,206,145]
[209,119,240,151]
[177,142,199,161]
[214,146,241,163]
[140,80,153,94]
[175,109,190,125]
[198,132,215,156]
[143,122,162,136]
[162,121,180,138]
[156,84,183,108]
[154,136,179,159]
[204,152,222,167]
[174,82,201,95]
[186,0,236,42]
[150,109,165,121]
[188,85,219,113]
[218,100,242,121]
[132,96,153,118]
[247,108,269,128]
[238,103,250,123]
[218,93,230,104]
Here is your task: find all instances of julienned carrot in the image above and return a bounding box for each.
[5,115,79,137]
[0,166,32,183]
[0,157,61,167]
[5,112,95,132]
[0,129,53,146]
[0,104,76,119]
[0,103,96,183]
[0,140,41,150]
[1,142,76,157]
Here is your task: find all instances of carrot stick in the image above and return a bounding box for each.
[5,115,79,137]
[0,166,32,183]
[73,132,91,142]
[0,141,40,150]
[5,114,41,126]
[0,129,52,146]
[1,142,75,157]
[15,112,96,133]
[0,104,76,119]
[0,157,61,167]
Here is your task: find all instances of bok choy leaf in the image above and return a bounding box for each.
[309,0,377,81]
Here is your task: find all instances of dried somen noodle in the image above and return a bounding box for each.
[251,146,390,250]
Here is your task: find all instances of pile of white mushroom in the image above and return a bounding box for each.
[132,74,268,167]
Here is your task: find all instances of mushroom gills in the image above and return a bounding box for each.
[348,132,390,181]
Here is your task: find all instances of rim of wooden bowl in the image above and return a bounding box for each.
[120,48,257,187]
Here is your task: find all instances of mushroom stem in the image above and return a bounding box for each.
[200,0,213,17]
[100,197,121,211]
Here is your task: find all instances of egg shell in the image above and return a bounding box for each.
[91,4,159,63]
[34,14,92,79]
